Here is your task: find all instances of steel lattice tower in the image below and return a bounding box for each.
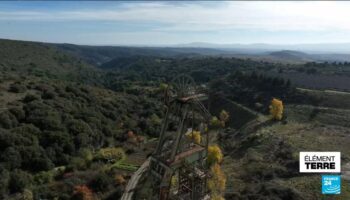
[149,75,211,200]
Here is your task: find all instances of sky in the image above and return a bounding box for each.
[1,1,350,46]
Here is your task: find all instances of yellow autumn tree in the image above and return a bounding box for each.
[186,130,201,144]
[210,116,222,128]
[210,194,225,200]
[207,145,223,165]
[269,98,283,120]
[208,163,226,200]
[170,175,178,188]
[219,110,230,127]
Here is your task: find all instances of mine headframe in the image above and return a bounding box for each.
[150,75,211,200]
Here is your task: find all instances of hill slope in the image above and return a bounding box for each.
[0,39,98,78]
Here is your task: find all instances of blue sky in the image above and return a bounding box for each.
[1,1,350,45]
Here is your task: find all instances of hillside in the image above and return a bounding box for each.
[0,39,164,199]
[0,39,99,79]
[220,102,350,200]
[0,38,350,200]
[211,76,350,199]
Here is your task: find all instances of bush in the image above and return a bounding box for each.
[97,147,125,162]
[210,117,222,128]
[1,147,22,169]
[9,169,33,193]
[34,171,53,185]
[9,107,25,121]
[69,157,87,171]
[9,83,26,93]
[23,94,40,103]
[0,111,18,129]
[0,167,10,195]
[207,145,223,165]
[72,185,94,200]
[42,90,56,99]
[89,173,113,192]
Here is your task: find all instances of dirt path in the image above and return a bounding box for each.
[120,158,150,200]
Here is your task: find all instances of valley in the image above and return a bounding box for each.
[0,38,349,200]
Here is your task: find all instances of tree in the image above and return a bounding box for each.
[207,145,223,165]
[127,130,136,140]
[73,185,94,200]
[219,110,229,127]
[210,117,221,128]
[170,175,178,189]
[9,169,33,193]
[34,171,53,185]
[1,147,22,169]
[69,157,87,171]
[89,173,113,192]
[186,131,201,144]
[269,98,283,120]
[78,148,93,163]
[0,167,10,195]
[208,163,226,200]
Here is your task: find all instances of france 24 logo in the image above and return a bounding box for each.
[322,175,341,195]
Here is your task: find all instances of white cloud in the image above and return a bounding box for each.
[1,1,350,32]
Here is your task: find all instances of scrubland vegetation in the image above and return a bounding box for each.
[0,39,349,199]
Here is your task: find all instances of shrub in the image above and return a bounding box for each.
[72,185,94,200]
[0,111,18,129]
[34,171,53,185]
[23,94,40,103]
[42,90,56,99]
[186,131,201,144]
[97,147,125,162]
[22,189,33,200]
[9,169,33,193]
[219,110,230,127]
[69,157,87,171]
[89,173,113,192]
[208,163,226,200]
[1,147,22,169]
[210,117,221,128]
[0,167,10,195]
[9,83,26,93]
[207,145,223,165]
[9,107,25,121]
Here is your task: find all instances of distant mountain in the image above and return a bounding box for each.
[52,44,229,66]
[261,50,350,63]
[2,38,349,69]
[267,50,313,62]
[54,43,350,65]
[177,42,350,54]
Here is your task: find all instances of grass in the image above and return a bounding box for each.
[111,159,140,172]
